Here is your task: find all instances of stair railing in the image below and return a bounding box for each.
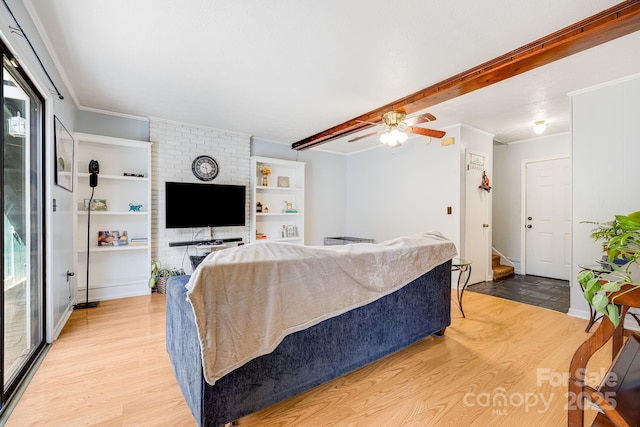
[492,247,516,268]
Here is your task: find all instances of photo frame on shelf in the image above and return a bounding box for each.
[84,199,108,211]
[54,116,74,192]
[98,230,128,246]
[285,225,298,238]
[277,176,290,188]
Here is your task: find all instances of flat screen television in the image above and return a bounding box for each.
[165,181,246,228]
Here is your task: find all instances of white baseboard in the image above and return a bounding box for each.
[75,281,151,302]
[567,307,640,332]
[567,308,590,320]
[49,304,73,342]
[507,257,521,275]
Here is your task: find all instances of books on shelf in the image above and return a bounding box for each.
[130,237,148,246]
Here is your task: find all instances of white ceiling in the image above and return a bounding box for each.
[24,0,640,154]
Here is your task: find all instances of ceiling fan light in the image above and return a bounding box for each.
[397,131,408,143]
[387,139,402,149]
[380,129,408,147]
[533,120,546,134]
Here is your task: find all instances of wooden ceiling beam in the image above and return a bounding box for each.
[292,0,640,150]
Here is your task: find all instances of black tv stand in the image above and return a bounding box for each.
[169,237,243,247]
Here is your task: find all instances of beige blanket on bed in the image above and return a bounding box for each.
[185,231,457,385]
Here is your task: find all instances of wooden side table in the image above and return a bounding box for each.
[452,258,472,318]
[568,285,640,426]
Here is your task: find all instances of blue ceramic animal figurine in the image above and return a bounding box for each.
[129,203,142,212]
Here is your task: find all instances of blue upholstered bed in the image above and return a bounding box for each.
[166,259,452,427]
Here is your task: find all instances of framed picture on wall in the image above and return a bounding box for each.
[54,116,74,192]
[277,176,290,188]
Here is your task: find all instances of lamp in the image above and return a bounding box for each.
[74,160,100,310]
[533,120,546,134]
[379,127,408,148]
[8,111,26,137]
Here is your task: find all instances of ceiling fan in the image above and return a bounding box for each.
[348,110,446,148]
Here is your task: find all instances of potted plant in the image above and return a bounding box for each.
[578,211,640,327]
[149,260,184,294]
[582,219,624,249]
[581,216,631,267]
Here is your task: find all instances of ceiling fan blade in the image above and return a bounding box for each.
[405,127,446,138]
[404,113,437,126]
[356,119,382,126]
[348,130,380,143]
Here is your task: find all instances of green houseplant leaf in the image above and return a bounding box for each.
[606,304,620,328]
[591,293,609,311]
[579,210,640,328]
[601,281,622,293]
[149,260,161,288]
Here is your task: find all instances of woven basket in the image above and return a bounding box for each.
[156,277,169,294]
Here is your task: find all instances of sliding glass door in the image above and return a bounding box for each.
[1,45,45,408]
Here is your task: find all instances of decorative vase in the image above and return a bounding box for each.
[262,174,268,186]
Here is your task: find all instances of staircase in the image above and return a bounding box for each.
[492,254,515,280]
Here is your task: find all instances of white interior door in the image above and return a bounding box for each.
[524,157,570,280]
[464,151,490,285]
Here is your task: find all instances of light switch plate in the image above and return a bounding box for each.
[441,137,455,146]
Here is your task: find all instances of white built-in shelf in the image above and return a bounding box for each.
[73,133,152,301]
[77,245,149,253]
[255,237,302,243]
[76,211,149,216]
[255,212,303,217]
[255,185,303,192]
[250,156,305,244]
[77,172,149,182]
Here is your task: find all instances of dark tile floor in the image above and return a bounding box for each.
[467,274,570,313]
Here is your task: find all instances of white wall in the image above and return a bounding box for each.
[251,139,347,246]
[570,74,640,320]
[1,1,80,341]
[342,123,493,271]
[493,133,570,272]
[344,127,463,249]
[76,110,149,142]
[150,119,251,274]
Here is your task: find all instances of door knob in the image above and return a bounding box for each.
[66,271,75,282]
[483,224,489,228]
[526,224,532,229]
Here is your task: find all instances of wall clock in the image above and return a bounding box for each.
[192,155,219,181]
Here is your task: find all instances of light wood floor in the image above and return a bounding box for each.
[5,291,607,426]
